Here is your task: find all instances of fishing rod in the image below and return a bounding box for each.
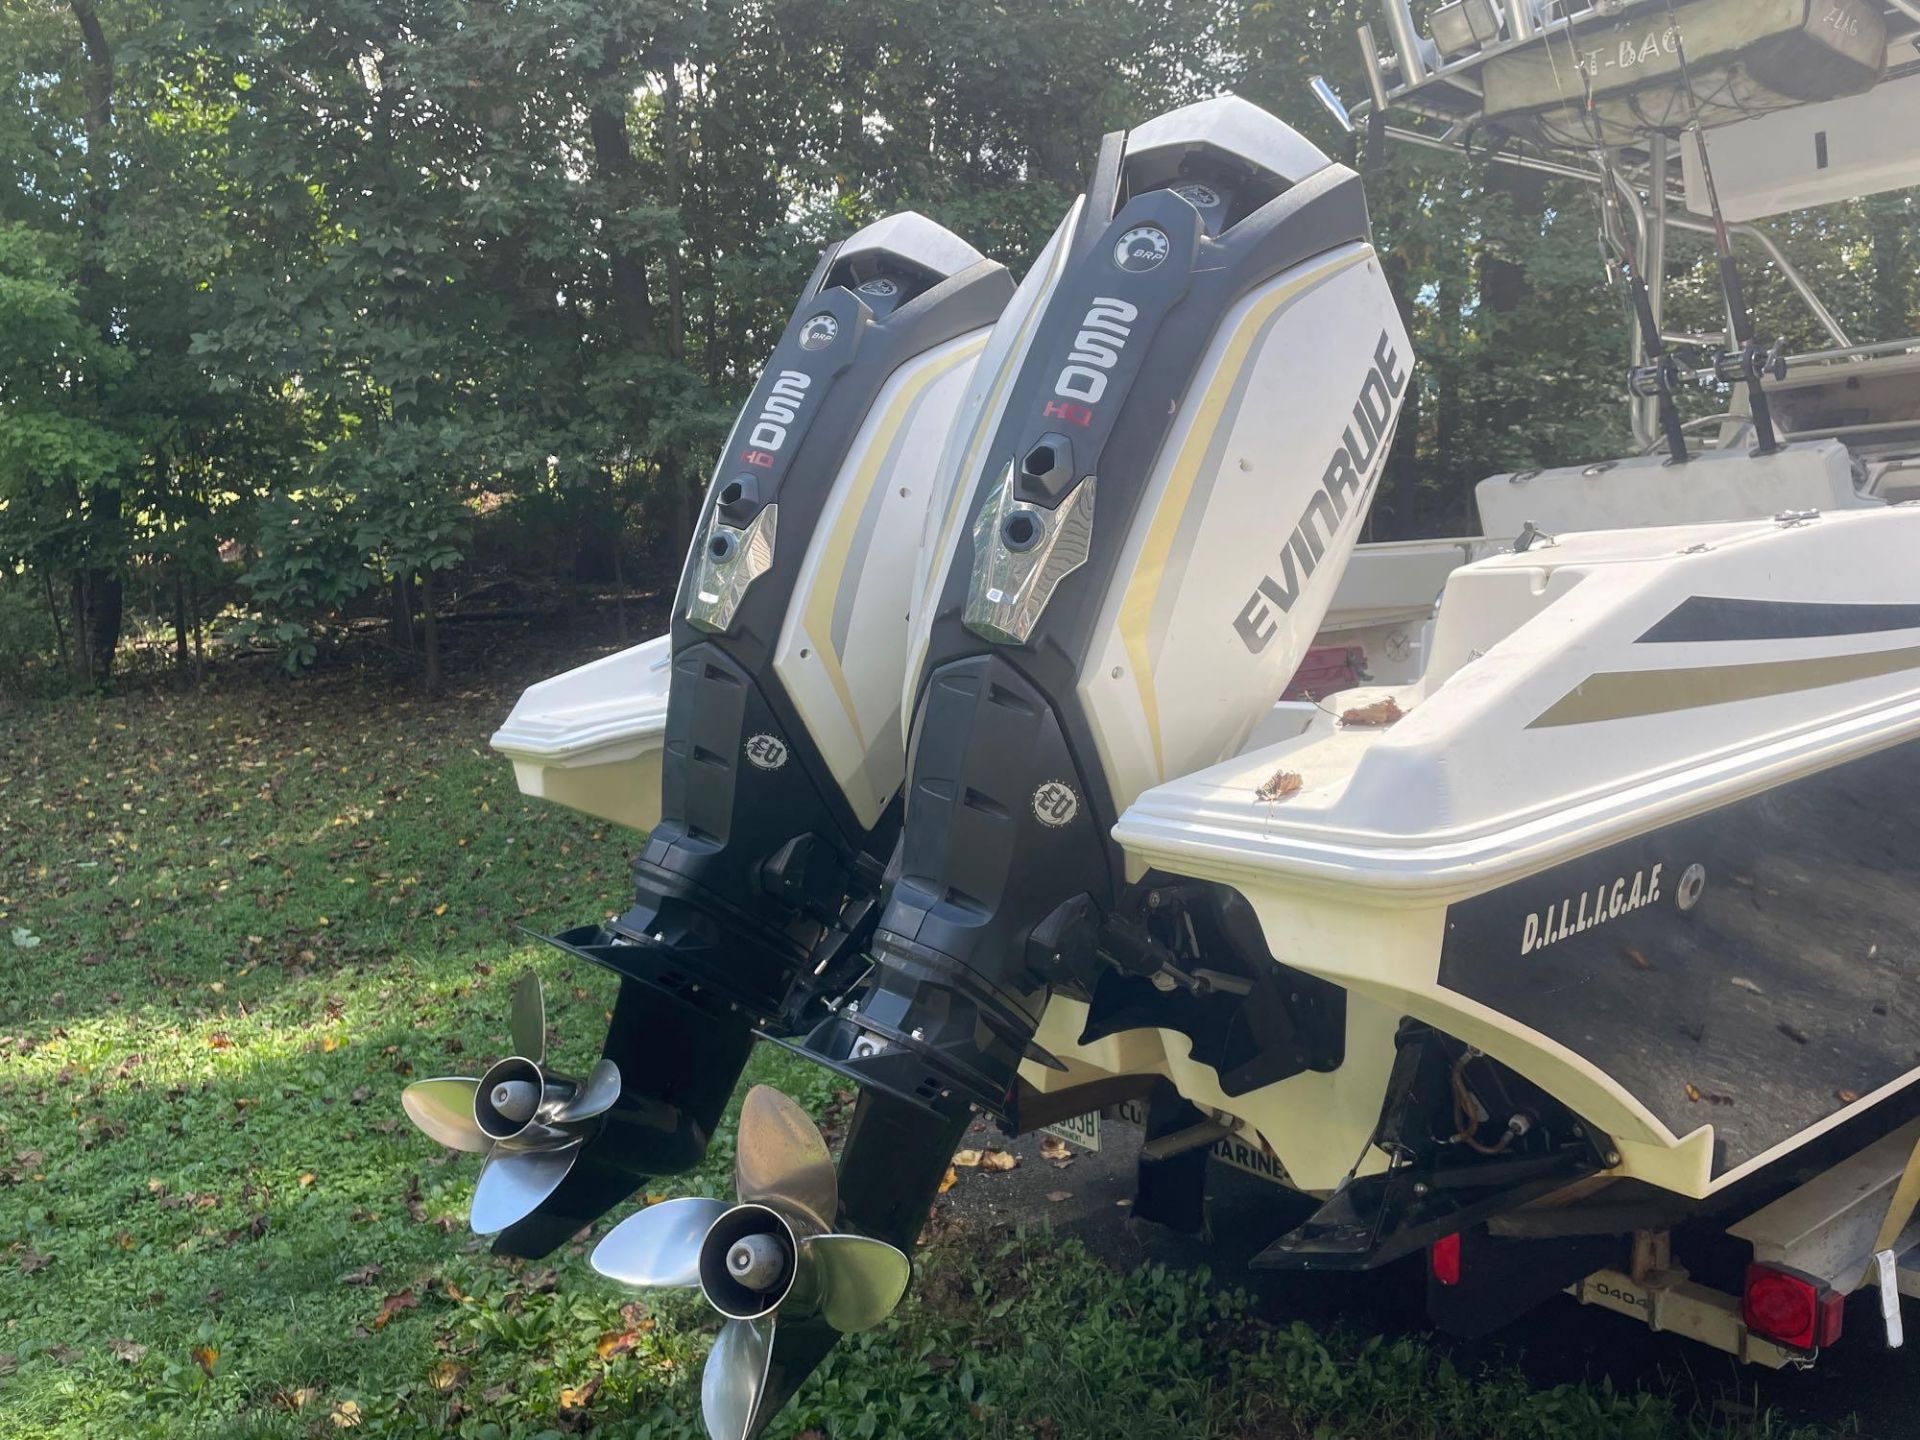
[1596,158,1692,466]
[1661,0,1784,455]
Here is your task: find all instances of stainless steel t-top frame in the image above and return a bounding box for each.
[1317,1,1920,456]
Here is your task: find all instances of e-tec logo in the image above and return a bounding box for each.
[1047,297,1138,427]
[1233,332,1409,654]
[1031,780,1079,828]
[740,370,811,469]
[744,733,789,771]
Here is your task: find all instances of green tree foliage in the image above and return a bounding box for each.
[2,0,1916,689]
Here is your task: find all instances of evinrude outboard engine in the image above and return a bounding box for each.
[790,86,1414,1307]
[403,214,1013,1257]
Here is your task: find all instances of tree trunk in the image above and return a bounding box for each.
[418,569,442,695]
[43,570,69,675]
[1478,167,1550,316]
[660,60,698,551]
[1867,194,1912,343]
[173,570,189,676]
[587,71,656,349]
[391,574,417,651]
[191,575,205,683]
[611,498,629,645]
[66,0,125,684]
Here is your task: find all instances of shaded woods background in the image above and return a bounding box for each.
[3,0,1915,696]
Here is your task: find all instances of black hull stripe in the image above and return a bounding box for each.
[1640,596,1920,644]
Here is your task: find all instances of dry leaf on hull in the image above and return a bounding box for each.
[1256,770,1304,803]
[1340,697,1404,727]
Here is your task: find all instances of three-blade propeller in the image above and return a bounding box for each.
[400,972,623,1234]
[592,1086,912,1440]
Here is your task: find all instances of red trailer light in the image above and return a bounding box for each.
[1742,1263,1844,1351]
[1430,1232,1463,1287]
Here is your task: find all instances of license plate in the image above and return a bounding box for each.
[1043,1109,1103,1151]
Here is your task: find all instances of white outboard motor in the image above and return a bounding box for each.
[404,214,1013,1260]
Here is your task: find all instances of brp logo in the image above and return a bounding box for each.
[858,277,899,297]
[799,314,839,351]
[1031,781,1078,828]
[745,733,789,771]
[1113,225,1169,273]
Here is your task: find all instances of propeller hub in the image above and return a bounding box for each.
[699,1203,799,1319]
[726,1233,788,1292]
[475,1055,545,1140]
[490,1079,539,1123]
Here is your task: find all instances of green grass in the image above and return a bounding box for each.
[0,647,1836,1439]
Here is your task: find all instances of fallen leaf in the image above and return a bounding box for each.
[107,1338,147,1364]
[1731,976,1765,995]
[1046,1190,1073,1203]
[952,1148,1018,1171]
[0,1355,15,1377]
[1256,769,1304,803]
[1622,945,1650,970]
[1340,696,1405,728]
[321,1034,342,1053]
[338,1263,382,1287]
[372,1289,418,1329]
[299,1172,317,1187]
[937,1166,958,1195]
[191,1344,218,1375]
[275,1386,321,1410]
[559,1374,602,1410]
[428,1359,468,1391]
[207,1033,234,1050]
[18,1247,51,1275]
[595,1329,643,1360]
[1037,1135,1072,1161]
[330,1399,362,1428]
[1838,1088,1860,1104]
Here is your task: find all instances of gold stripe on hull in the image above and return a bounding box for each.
[1530,645,1920,728]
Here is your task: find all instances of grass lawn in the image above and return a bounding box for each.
[0,630,1837,1439]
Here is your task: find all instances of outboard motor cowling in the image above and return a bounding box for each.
[814,94,1414,1168]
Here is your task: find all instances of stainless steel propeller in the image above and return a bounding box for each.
[400,972,623,1234]
[591,1086,912,1440]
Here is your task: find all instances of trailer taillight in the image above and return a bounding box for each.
[1430,1232,1462,1287]
[1742,1263,1844,1351]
